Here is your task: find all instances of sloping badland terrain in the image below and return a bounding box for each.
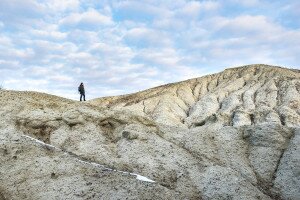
[0,64,299,199]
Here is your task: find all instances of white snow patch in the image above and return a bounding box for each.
[77,159,110,170]
[78,160,155,183]
[22,135,155,183]
[23,135,57,149]
[134,174,155,183]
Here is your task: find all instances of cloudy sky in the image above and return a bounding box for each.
[0,0,299,100]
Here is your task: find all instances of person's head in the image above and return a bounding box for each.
[80,82,83,85]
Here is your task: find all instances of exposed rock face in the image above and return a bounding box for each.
[1,64,299,199]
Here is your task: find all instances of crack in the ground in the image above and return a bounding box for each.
[272,128,296,184]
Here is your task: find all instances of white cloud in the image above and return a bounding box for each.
[200,1,221,10]
[230,0,260,7]
[67,51,100,68]
[200,15,284,39]
[125,27,172,47]
[89,42,134,62]
[280,1,300,27]
[152,1,220,31]
[50,74,74,82]
[59,8,113,28]
[0,35,12,46]
[114,1,171,19]
[0,60,19,69]
[153,18,187,30]
[136,48,181,67]
[5,79,49,91]
[104,70,165,90]
[0,0,44,17]
[223,15,282,35]
[45,0,80,12]
[180,1,220,17]
[30,29,67,40]
[0,48,34,60]
[34,40,65,52]
[1,0,299,101]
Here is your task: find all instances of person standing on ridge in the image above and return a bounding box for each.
[78,82,86,101]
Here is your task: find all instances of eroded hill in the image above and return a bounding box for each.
[0,64,299,199]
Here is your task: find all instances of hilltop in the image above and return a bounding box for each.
[0,64,299,199]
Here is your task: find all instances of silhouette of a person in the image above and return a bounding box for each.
[78,82,86,101]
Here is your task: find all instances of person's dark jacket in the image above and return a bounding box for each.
[78,84,85,94]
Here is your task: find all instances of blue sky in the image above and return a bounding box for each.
[0,0,299,100]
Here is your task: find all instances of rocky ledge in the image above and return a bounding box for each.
[0,64,299,199]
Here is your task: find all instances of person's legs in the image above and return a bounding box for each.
[80,94,83,101]
[83,93,86,101]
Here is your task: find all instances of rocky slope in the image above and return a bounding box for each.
[0,64,299,199]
